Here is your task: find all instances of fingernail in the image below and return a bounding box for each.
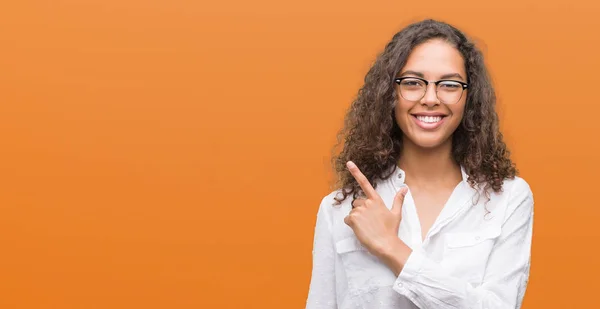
[346,161,356,169]
[399,185,408,196]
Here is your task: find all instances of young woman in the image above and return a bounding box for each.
[305,19,534,309]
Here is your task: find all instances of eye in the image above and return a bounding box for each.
[400,78,425,88]
[439,81,461,89]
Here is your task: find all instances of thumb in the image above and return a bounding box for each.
[391,185,408,217]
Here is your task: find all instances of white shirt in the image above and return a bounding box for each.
[305,165,534,309]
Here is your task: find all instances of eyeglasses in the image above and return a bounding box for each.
[394,77,469,105]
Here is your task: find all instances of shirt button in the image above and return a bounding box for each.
[397,282,403,288]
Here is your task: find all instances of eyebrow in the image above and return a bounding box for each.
[399,70,465,81]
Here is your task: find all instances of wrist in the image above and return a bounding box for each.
[375,236,412,276]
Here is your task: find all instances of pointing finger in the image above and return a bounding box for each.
[346,161,378,200]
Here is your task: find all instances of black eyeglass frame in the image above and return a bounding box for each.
[393,76,469,104]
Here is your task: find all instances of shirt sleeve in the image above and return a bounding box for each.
[305,196,337,309]
[392,179,534,309]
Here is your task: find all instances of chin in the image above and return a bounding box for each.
[406,134,449,149]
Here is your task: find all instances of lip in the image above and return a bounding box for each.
[411,114,446,130]
[411,112,448,117]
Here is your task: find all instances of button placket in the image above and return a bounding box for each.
[394,170,405,189]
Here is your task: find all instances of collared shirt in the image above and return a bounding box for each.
[305,165,534,309]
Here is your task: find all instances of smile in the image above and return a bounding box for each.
[411,114,447,130]
[416,115,443,123]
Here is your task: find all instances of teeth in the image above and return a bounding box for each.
[416,115,443,123]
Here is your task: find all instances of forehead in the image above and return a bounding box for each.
[401,39,466,77]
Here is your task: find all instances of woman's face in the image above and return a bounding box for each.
[394,39,467,149]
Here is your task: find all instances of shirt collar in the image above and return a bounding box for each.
[391,165,469,184]
[390,164,477,240]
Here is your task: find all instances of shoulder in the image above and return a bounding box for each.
[502,176,534,203]
[318,189,352,212]
[493,176,534,223]
[501,176,533,198]
[315,189,353,223]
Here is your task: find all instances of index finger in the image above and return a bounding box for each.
[346,161,377,200]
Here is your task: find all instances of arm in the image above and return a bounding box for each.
[387,180,534,308]
[305,196,337,309]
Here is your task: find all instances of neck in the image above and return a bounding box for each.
[397,137,462,188]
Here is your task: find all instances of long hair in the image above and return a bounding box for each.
[331,19,517,205]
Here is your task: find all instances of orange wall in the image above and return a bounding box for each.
[1,0,598,308]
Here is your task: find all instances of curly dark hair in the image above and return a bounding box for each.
[331,19,517,205]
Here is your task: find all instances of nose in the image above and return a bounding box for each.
[420,83,440,107]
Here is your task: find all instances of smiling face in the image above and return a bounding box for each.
[394,39,468,149]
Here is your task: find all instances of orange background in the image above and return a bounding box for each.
[0,0,598,308]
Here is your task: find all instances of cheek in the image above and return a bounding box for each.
[394,100,412,129]
[448,104,466,127]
